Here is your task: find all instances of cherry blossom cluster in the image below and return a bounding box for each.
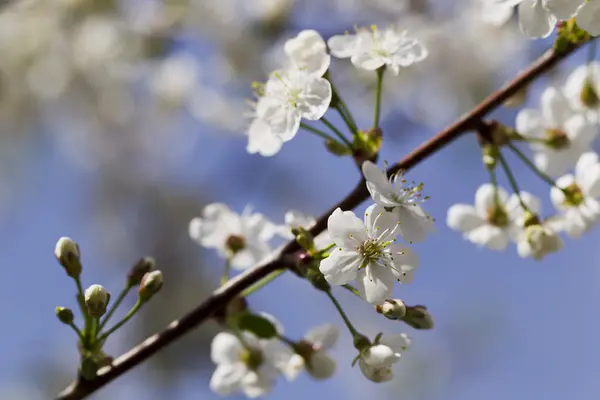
[481,0,599,38]
[447,61,600,260]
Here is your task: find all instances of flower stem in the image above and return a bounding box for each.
[221,258,232,286]
[242,269,286,297]
[98,285,131,333]
[69,322,84,341]
[507,143,557,187]
[330,80,358,135]
[325,290,359,337]
[341,284,361,297]
[488,165,500,206]
[320,117,353,148]
[497,150,529,211]
[300,122,338,142]
[99,299,143,341]
[373,67,385,128]
[75,277,92,347]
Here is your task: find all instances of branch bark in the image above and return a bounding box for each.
[56,39,594,400]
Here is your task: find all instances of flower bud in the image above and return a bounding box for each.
[375,299,406,320]
[84,284,110,318]
[127,256,156,287]
[293,227,315,253]
[353,128,382,166]
[401,305,434,330]
[55,237,82,278]
[55,306,74,324]
[519,224,563,261]
[139,270,163,302]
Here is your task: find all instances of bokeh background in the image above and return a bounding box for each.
[2,0,600,399]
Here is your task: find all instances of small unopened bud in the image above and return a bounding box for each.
[127,257,156,287]
[581,78,600,109]
[55,306,74,324]
[55,237,82,278]
[84,285,110,318]
[353,128,382,166]
[401,305,434,330]
[139,270,163,301]
[293,227,315,253]
[375,299,406,320]
[325,140,352,156]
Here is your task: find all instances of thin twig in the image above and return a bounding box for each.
[56,39,595,400]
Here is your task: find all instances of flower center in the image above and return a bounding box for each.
[240,348,263,371]
[544,128,570,150]
[563,183,584,207]
[226,235,246,254]
[358,240,385,267]
[486,204,509,227]
[580,78,600,109]
[294,340,316,363]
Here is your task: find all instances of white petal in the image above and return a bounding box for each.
[465,225,510,250]
[379,333,411,353]
[551,174,574,209]
[358,359,393,383]
[355,264,396,304]
[566,114,597,147]
[518,0,556,38]
[247,117,284,156]
[446,204,485,232]
[385,244,419,284]
[307,351,336,379]
[577,1,600,36]
[576,152,600,183]
[543,0,585,19]
[298,77,332,120]
[561,208,588,238]
[284,30,330,77]
[505,191,541,217]
[211,332,243,364]
[362,161,397,206]
[541,86,573,127]
[241,371,273,398]
[305,324,339,350]
[319,248,360,285]
[362,344,400,368]
[475,183,508,216]
[392,37,428,67]
[327,34,359,58]
[327,208,368,248]
[516,109,546,139]
[209,364,246,396]
[351,52,385,71]
[395,205,434,243]
[364,204,399,241]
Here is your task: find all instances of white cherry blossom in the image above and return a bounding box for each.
[516,86,597,177]
[516,219,563,260]
[477,0,515,26]
[362,161,435,243]
[576,0,600,36]
[189,203,275,269]
[551,152,600,238]
[284,30,330,77]
[358,333,411,383]
[327,25,427,75]
[319,205,419,305]
[209,331,284,398]
[447,184,539,250]
[499,0,585,38]
[564,62,600,123]
[286,324,339,380]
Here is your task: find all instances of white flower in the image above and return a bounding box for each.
[359,333,411,383]
[563,62,600,123]
[516,220,563,260]
[189,203,275,270]
[503,0,585,38]
[275,210,332,249]
[284,30,330,77]
[286,324,339,380]
[327,25,427,75]
[477,0,515,26]
[447,184,539,250]
[516,86,597,177]
[209,331,282,398]
[576,0,600,36]
[362,161,435,243]
[247,68,332,156]
[550,152,600,238]
[319,205,419,305]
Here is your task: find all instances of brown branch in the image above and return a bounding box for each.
[56,39,594,400]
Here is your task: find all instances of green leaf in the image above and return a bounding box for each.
[238,314,277,339]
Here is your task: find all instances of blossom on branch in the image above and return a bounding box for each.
[358,333,411,382]
[319,206,419,304]
[564,62,600,123]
